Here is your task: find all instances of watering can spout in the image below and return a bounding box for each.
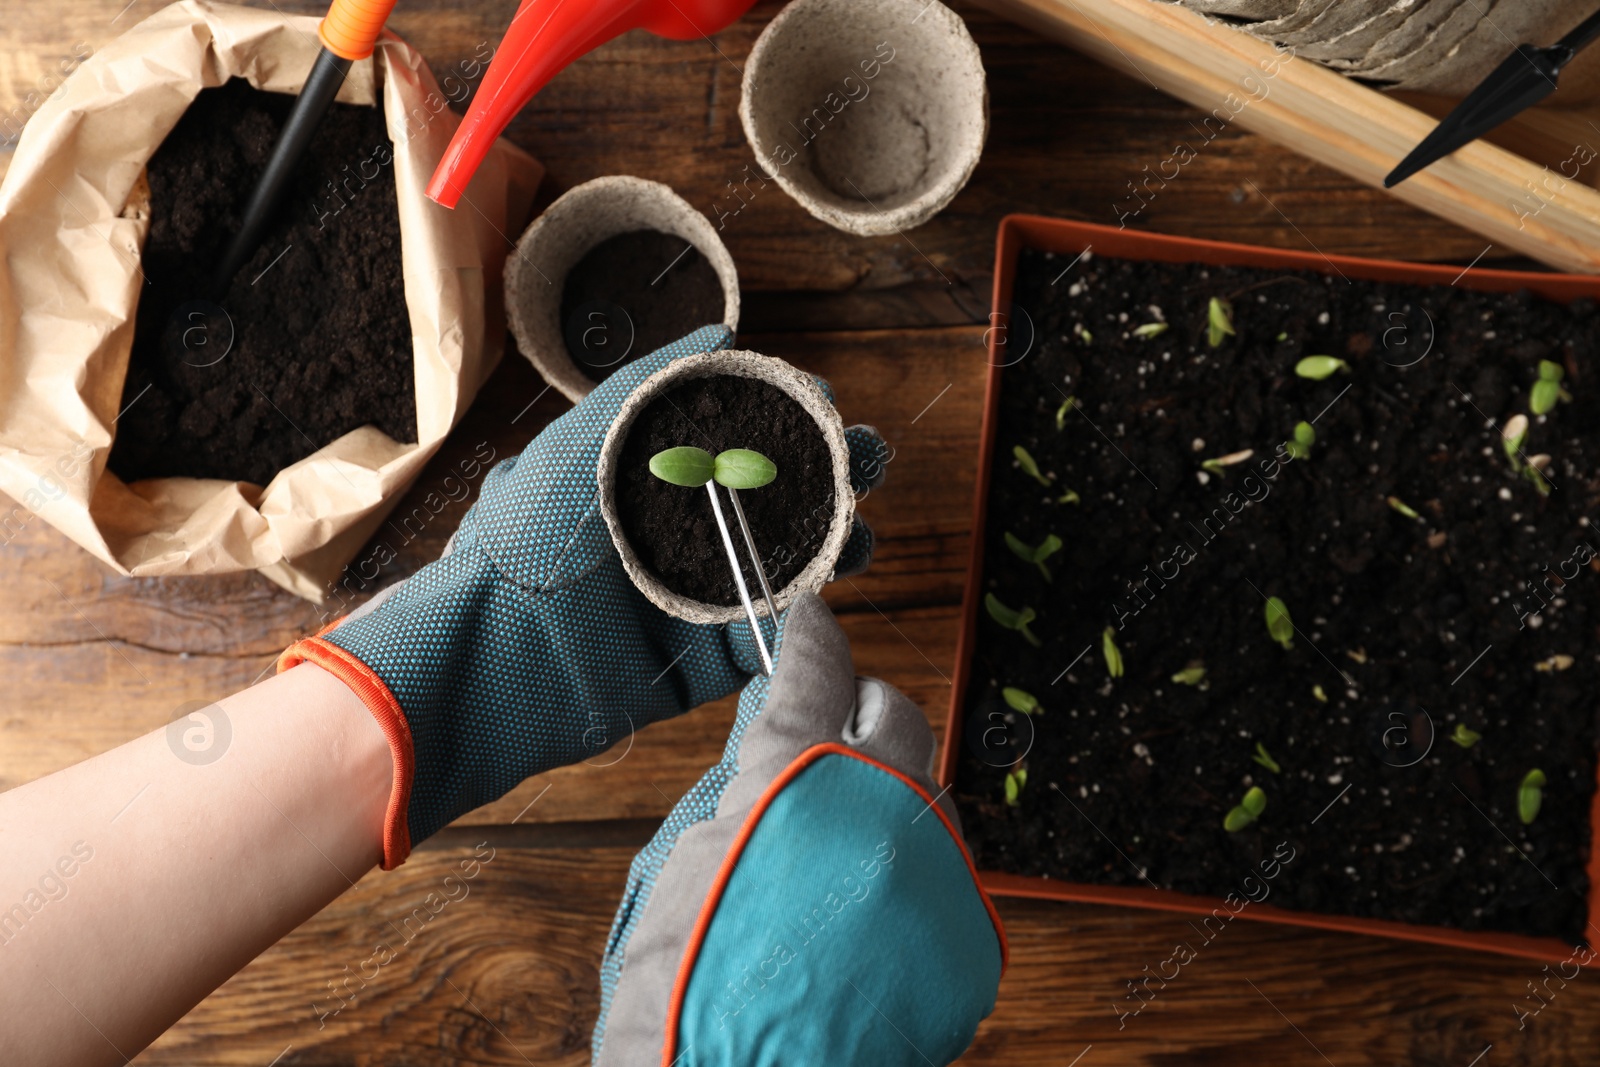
[427,0,758,208]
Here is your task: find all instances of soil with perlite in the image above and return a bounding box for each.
[560,230,724,379]
[955,248,1600,943]
[110,79,414,486]
[617,374,834,607]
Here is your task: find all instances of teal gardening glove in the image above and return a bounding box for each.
[279,325,886,868]
[592,593,1006,1066]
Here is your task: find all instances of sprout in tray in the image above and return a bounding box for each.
[1449,723,1482,749]
[1005,765,1028,807]
[1502,414,1529,466]
[649,444,780,676]
[1518,769,1546,825]
[1295,355,1349,380]
[1251,742,1281,774]
[1529,360,1571,416]
[1200,449,1253,476]
[1224,786,1266,832]
[1002,686,1042,716]
[1534,654,1575,673]
[1055,395,1078,430]
[1102,626,1124,678]
[1005,531,1063,581]
[985,593,1041,648]
[1057,488,1081,505]
[1206,297,1234,348]
[1387,495,1423,521]
[1284,420,1315,461]
[1133,322,1168,340]
[1171,662,1206,686]
[1312,684,1328,703]
[1264,596,1294,650]
[1013,444,1052,487]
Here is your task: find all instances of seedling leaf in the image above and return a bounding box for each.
[713,448,777,489]
[1538,359,1564,383]
[1207,297,1235,348]
[1057,489,1081,505]
[1519,768,1546,824]
[985,593,1042,648]
[1200,449,1254,475]
[1530,380,1561,415]
[649,446,715,487]
[1252,743,1281,774]
[1450,723,1481,748]
[1264,597,1294,650]
[1005,531,1063,580]
[1102,626,1124,678]
[1055,395,1079,430]
[1242,785,1266,816]
[1002,686,1041,716]
[1285,420,1316,461]
[1312,684,1328,703]
[1005,771,1021,806]
[1171,663,1206,686]
[1133,322,1169,339]
[1295,356,1349,380]
[1502,414,1528,465]
[1013,445,1051,487]
[1387,495,1422,521]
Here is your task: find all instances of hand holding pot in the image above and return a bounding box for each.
[592,592,1006,1066]
[280,325,887,868]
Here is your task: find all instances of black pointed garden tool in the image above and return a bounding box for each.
[1385,7,1600,188]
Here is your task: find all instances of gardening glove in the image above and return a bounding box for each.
[278,324,892,869]
[591,592,1006,1067]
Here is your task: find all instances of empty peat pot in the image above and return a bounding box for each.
[505,176,741,403]
[739,0,988,236]
[597,350,854,624]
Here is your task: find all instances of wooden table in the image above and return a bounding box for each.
[3,1,1597,1063]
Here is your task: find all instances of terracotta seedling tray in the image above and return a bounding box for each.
[938,214,1600,963]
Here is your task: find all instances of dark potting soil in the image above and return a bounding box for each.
[956,248,1600,944]
[560,230,724,380]
[108,78,414,486]
[616,375,834,607]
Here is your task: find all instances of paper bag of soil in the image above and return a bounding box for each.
[0,0,542,600]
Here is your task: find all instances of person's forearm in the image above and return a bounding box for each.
[0,663,390,1066]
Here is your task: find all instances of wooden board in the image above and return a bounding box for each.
[0,1,1597,1064]
[975,0,1600,273]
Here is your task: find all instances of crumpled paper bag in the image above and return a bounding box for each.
[0,0,542,600]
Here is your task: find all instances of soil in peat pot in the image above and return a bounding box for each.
[109,79,414,487]
[560,230,724,380]
[617,375,834,606]
[955,248,1600,944]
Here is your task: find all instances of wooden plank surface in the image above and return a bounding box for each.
[1,0,1597,1064]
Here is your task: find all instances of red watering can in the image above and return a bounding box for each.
[427,0,760,208]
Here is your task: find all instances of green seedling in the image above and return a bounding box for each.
[1133,322,1169,340]
[1295,355,1349,380]
[1005,766,1028,806]
[1055,395,1079,430]
[1225,786,1267,832]
[1275,331,1288,342]
[1102,626,1124,678]
[1005,531,1064,581]
[1251,743,1281,774]
[1523,456,1553,497]
[649,446,777,490]
[1058,488,1081,505]
[1449,723,1482,749]
[985,593,1042,648]
[1200,449,1254,475]
[1387,495,1422,521]
[1284,420,1316,461]
[1264,597,1294,650]
[1312,684,1328,703]
[1013,445,1051,487]
[1002,687,1042,716]
[1206,297,1235,348]
[1076,325,1093,344]
[1501,414,1529,468]
[1171,663,1206,686]
[1529,360,1571,416]
[1518,768,1546,825]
